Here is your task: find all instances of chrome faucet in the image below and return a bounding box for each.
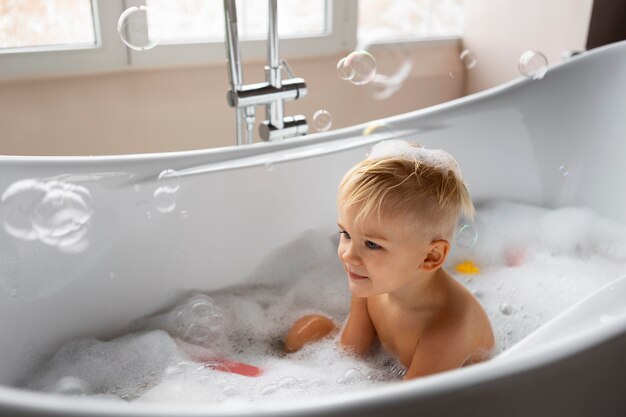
[223,0,308,145]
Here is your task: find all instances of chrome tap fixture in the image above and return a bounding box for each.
[223,0,308,145]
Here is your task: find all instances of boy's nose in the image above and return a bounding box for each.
[339,244,362,265]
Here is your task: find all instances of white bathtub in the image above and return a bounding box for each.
[1,41,626,416]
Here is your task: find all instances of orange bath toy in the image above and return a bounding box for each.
[284,314,337,353]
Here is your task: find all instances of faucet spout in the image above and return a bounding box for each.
[223,0,308,145]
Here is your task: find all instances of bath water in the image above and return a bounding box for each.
[23,201,626,404]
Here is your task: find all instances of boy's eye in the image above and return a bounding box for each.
[339,231,351,240]
[365,240,381,249]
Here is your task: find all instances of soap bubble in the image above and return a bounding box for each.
[336,57,354,81]
[153,187,176,214]
[1,179,51,241]
[158,169,181,193]
[312,110,332,132]
[365,44,412,100]
[459,49,477,70]
[388,362,407,378]
[166,295,224,344]
[455,224,478,249]
[337,368,365,385]
[260,383,279,395]
[559,165,569,176]
[340,51,377,85]
[499,303,514,315]
[118,6,162,51]
[278,376,299,388]
[222,385,240,397]
[518,50,548,80]
[33,182,92,247]
[1,179,92,253]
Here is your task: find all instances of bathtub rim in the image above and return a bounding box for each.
[1,294,625,417]
[1,40,624,163]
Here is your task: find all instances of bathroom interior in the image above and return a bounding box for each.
[1,0,626,416]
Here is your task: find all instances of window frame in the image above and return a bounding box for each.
[0,0,357,79]
[126,0,357,68]
[0,1,129,79]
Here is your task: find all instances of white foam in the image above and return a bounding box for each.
[23,201,626,403]
[367,139,463,180]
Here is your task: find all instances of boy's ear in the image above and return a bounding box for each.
[420,240,450,271]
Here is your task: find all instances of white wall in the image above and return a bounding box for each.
[463,0,594,94]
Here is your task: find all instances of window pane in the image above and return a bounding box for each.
[145,0,327,44]
[358,0,464,42]
[0,0,96,49]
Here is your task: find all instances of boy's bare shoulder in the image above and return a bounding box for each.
[429,276,494,361]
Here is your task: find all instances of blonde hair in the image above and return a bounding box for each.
[338,144,474,241]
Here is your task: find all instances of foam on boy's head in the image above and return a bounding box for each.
[366,139,464,181]
[338,139,474,241]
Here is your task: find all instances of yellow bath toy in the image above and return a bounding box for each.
[455,260,481,274]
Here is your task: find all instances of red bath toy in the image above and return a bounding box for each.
[175,338,262,377]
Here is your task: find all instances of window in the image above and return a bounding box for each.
[0,0,464,79]
[125,0,351,68]
[358,0,464,43]
[0,0,96,50]
[145,0,328,43]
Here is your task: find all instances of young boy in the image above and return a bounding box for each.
[284,139,494,380]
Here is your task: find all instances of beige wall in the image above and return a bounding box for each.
[0,40,464,156]
[463,0,594,94]
[0,0,596,156]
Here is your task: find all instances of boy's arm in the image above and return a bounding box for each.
[340,296,377,355]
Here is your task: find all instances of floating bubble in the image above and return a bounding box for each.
[158,169,181,193]
[153,187,176,214]
[459,49,477,70]
[32,182,92,249]
[455,224,478,249]
[336,57,354,81]
[336,368,365,385]
[277,376,299,388]
[342,51,377,85]
[1,179,92,253]
[312,110,332,132]
[166,295,224,344]
[260,383,279,395]
[499,303,514,315]
[518,50,548,80]
[388,362,407,378]
[1,179,50,241]
[448,71,455,79]
[559,165,569,176]
[117,6,162,51]
[366,44,412,100]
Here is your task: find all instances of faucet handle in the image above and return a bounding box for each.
[260,115,308,141]
[281,59,297,79]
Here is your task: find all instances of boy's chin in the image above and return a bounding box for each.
[348,281,373,298]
